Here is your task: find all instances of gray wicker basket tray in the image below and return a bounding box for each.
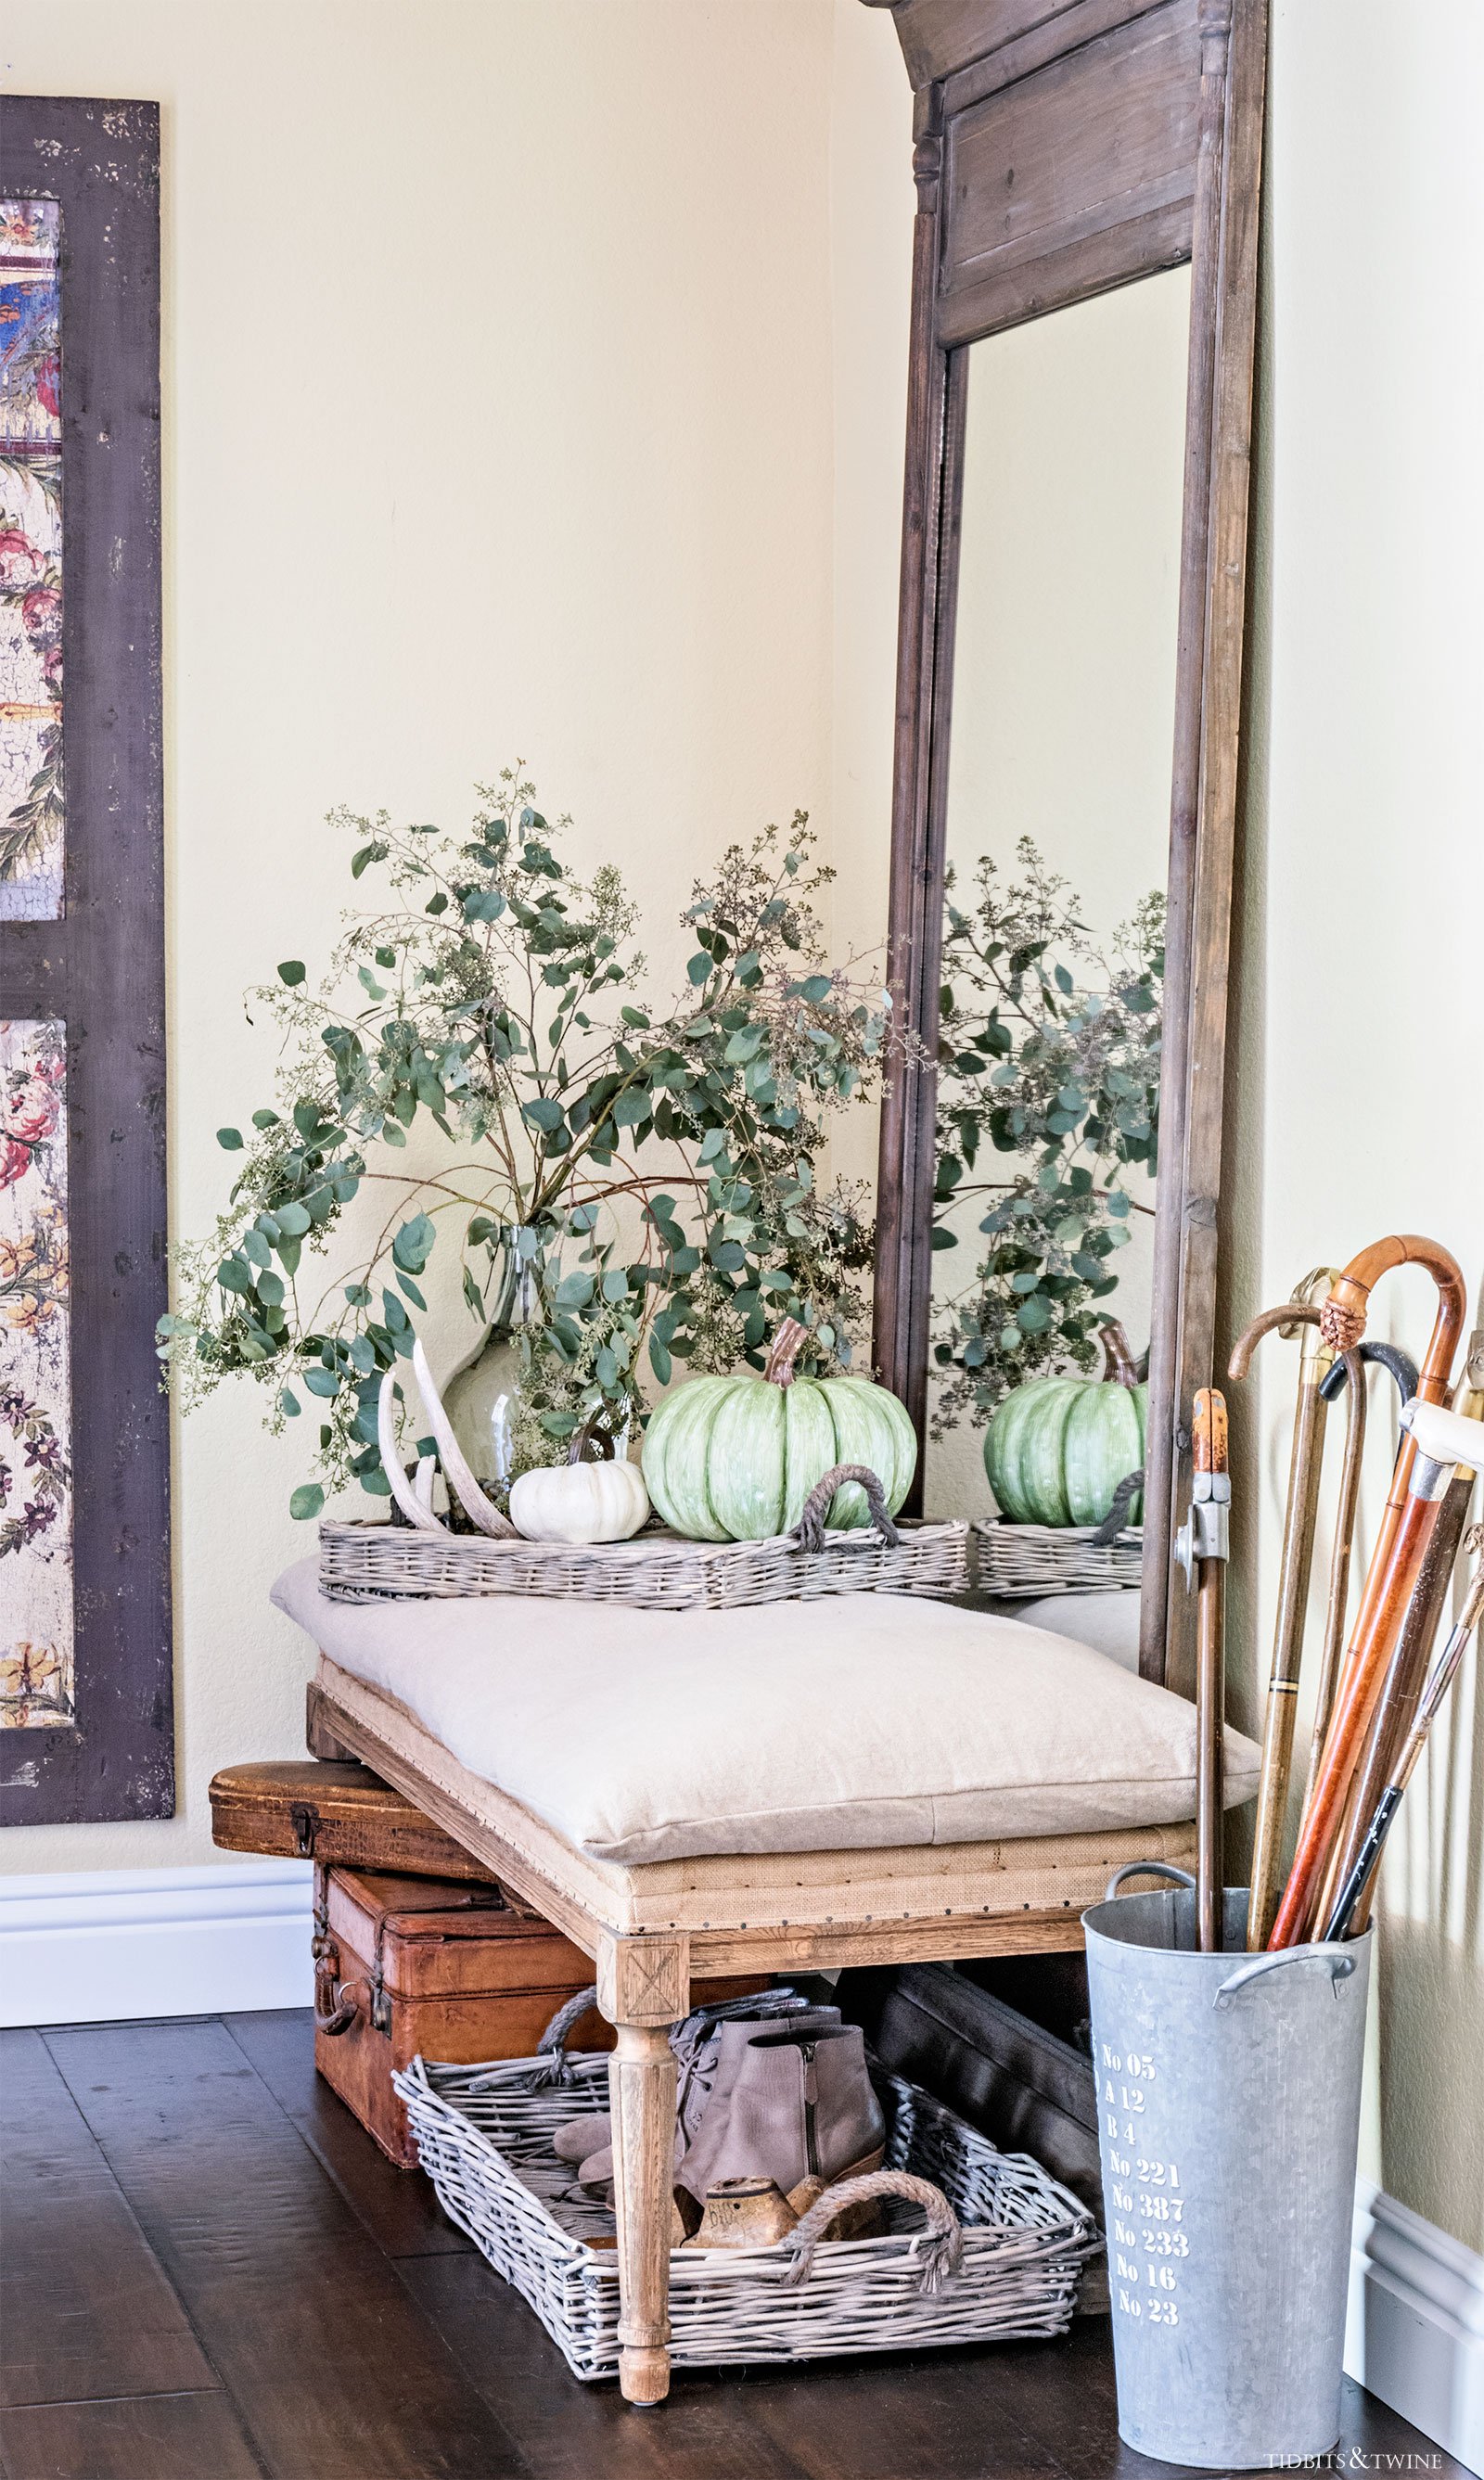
[319,1511,969,1612]
[972,1515,1143,1599]
[394,2047,1098,2381]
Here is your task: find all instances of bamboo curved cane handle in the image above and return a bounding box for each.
[790,1464,901,1551]
[780,2170,963,2294]
[1105,1860,1196,1901]
[1214,1946,1358,2010]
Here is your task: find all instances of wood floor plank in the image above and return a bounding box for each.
[0,2029,216,2410]
[224,2009,470,2261]
[399,2253,814,2480]
[43,2019,526,2480]
[737,2346,1065,2480]
[0,2390,265,2480]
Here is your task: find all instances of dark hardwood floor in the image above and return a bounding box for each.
[0,2012,1463,2480]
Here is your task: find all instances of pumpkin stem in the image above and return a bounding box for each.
[763,1316,809,1387]
[567,1414,617,1466]
[1099,1321,1140,1389]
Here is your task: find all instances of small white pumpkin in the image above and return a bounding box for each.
[509,1456,649,1545]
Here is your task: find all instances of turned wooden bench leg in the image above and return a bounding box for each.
[597,1933,689,2407]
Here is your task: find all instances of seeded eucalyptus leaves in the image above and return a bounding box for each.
[930,837,1163,1437]
[159,769,889,1517]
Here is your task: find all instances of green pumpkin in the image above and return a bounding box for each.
[982,1323,1147,1528]
[642,1319,917,1541]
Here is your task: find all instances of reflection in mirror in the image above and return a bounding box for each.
[926,267,1192,1524]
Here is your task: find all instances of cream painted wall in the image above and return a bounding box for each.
[826,0,912,1197]
[2,0,838,1871]
[1233,0,1484,2252]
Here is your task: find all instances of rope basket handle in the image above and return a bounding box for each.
[780,2169,963,2294]
[499,1984,601,2091]
[789,1464,901,1553]
[1092,1468,1145,1549]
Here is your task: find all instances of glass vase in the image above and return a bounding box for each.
[441,1236,544,1489]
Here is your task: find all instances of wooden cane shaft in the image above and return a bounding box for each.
[1197,1566,1225,1954]
[1247,1365,1330,1948]
[1301,1350,1367,1814]
[1323,1535,1484,1942]
[1281,1235,1469,1943]
[1341,1437,1479,1936]
[1246,1685,1298,1951]
[1269,1483,1443,1947]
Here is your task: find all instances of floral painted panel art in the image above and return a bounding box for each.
[0,199,63,921]
[0,1019,72,1728]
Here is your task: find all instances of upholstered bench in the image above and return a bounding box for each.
[274,1562,1259,2402]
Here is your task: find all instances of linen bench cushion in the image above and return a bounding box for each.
[310,1651,1201,1944]
[274,1560,1258,1869]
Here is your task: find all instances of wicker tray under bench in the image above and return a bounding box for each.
[395,2047,1098,2380]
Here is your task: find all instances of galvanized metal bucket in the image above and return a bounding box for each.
[1083,1861,1371,2470]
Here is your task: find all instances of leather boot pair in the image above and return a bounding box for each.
[552,1994,834,2188]
[677,2022,885,2208]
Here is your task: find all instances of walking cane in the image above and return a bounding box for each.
[1269,1237,1467,1949]
[1273,1384,1474,1949]
[1321,1324,1484,1936]
[1322,1523,1484,1943]
[1299,1342,1418,1814]
[1228,1272,1338,1949]
[1177,1387,1230,1953]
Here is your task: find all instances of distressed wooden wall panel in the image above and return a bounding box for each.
[0,96,169,1825]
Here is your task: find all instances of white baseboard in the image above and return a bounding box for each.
[1349,2180,1484,2475]
[0,1860,313,2028]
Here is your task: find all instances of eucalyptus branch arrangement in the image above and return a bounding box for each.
[158,770,889,1518]
[930,836,1163,1437]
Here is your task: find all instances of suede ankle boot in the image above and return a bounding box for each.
[571,2001,842,2194]
[554,1990,828,2173]
[677,2022,881,2207]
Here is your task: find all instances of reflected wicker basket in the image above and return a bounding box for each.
[972,1515,1143,1599]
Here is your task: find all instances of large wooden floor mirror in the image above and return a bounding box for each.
[864,0,1268,1696]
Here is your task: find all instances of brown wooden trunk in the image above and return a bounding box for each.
[313,1866,607,2167]
[211,1760,499,1882]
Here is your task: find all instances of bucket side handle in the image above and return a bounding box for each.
[1105,1860,1196,1901]
[1213,1947,1358,2011]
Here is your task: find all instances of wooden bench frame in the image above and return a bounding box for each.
[308,1665,1195,2405]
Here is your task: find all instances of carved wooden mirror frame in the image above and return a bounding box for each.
[865,0,1267,1693]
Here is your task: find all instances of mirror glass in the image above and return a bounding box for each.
[925,266,1192,1525]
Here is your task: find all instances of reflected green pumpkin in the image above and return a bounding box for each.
[982,1339,1147,1528]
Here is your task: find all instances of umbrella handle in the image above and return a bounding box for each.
[1318,1338,1419,1407]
